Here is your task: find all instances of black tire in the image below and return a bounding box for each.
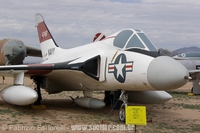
[118,104,125,122]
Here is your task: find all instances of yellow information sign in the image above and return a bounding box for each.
[125,106,146,125]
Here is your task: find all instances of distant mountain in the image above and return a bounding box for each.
[173,46,200,55]
[158,46,200,56]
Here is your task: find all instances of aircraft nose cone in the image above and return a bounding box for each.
[147,56,189,90]
[11,43,26,64]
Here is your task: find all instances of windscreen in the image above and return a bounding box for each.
[113,30,133,48]
[137,33,157,51]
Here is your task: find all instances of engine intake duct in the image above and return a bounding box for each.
[82,55,100,80]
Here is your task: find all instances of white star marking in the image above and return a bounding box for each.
[114,56,125,79]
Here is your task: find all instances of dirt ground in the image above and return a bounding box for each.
[0,77,200,133]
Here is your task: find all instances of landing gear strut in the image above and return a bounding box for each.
[104,91,123,109]
[104,91,112,106]
[118,90,128,122]
[191,73,200,94]
[31,76,43,105]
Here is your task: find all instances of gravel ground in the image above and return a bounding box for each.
[0,77,200,133]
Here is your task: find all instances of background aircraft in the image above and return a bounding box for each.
[173,51,200,60]
[0,39,41,65]
[0,13,189,122]
[173,52,200,94]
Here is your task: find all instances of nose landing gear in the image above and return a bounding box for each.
[118,90,128,122]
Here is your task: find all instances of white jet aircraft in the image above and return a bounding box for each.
[0,13,190,121]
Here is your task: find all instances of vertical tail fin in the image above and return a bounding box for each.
[93,33,106,42]
[35,13,59,61]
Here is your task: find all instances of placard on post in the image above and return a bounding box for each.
[125,106,147,125]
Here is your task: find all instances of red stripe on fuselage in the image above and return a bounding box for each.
[126,65,132,69]
[109,66,114,70]
[102,36,115,41]
[25,70,52,75]
[26,64,54,75]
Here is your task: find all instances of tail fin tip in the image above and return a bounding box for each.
[35,13,45,26]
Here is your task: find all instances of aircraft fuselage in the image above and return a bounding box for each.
[39,38,189,94]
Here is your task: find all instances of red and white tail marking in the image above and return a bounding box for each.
[35,13,61,61]
[93,33,106,42]
[37,22,51,43]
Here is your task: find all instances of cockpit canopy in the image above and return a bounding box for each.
[111,29,157,51]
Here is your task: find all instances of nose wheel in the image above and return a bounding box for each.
[118,90,128,122]
[119,103,126,122]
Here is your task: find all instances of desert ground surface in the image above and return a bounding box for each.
[0,77,200,133]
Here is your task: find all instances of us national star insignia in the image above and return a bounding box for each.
[108,53,133,83]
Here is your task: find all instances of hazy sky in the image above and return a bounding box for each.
[0,0,200,53]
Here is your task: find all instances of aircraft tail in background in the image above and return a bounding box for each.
[93,33,106,42]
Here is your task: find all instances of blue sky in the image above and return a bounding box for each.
[0,0,199,53]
